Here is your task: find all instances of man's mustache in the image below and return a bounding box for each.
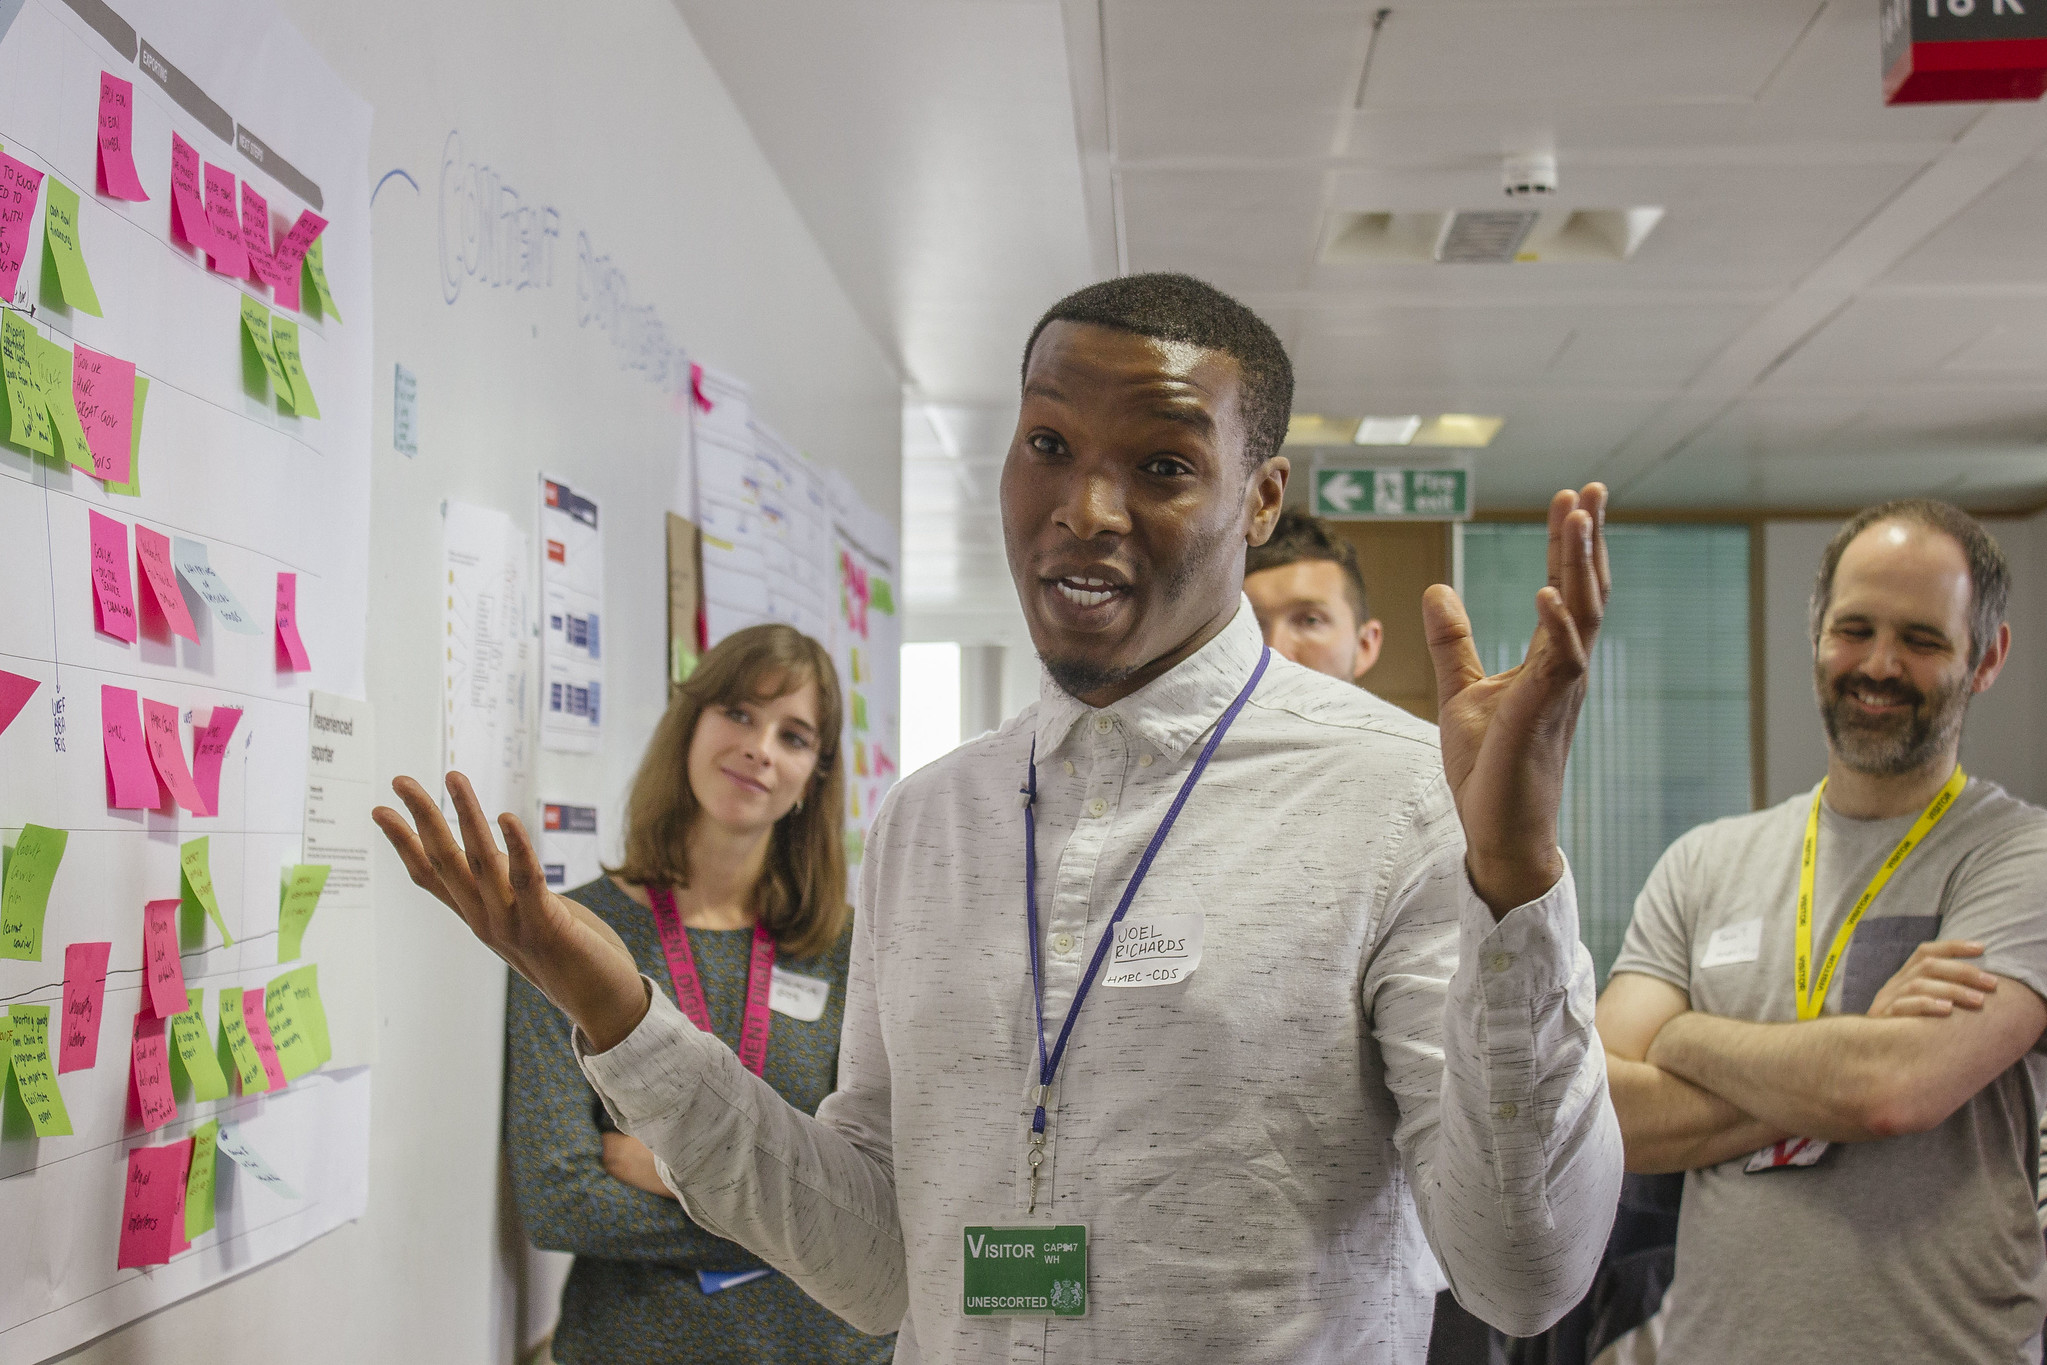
[1830,674,1925,710]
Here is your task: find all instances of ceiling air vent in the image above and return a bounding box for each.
[1434,210,1539,264]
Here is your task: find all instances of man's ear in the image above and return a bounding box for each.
[1971,621,2011,695]
[1246,455,1288,546]
[1352,619,1384,681]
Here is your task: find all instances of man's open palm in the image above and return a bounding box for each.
[1423,485,1610,915]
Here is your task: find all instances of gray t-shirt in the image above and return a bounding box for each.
[1612,777,2047,1365]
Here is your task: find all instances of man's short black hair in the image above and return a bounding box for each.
[1810,497,2010,667]
[1245,509,1370,622]
[1022,272,1294,468]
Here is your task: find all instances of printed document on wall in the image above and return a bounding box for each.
[444,501,534,820]
[540,476,603,752]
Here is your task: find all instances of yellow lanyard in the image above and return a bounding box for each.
[1794,765,1967,1020]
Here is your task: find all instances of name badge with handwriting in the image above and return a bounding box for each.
[1101,912,1204,988]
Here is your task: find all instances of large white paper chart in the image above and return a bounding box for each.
[539,475,602,754]
[443,500,533,821]
[0,0,373,1354]
[828,474,901,870]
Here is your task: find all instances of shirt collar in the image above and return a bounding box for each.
[1033,597,1266,765]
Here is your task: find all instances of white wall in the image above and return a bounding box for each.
[52,2,900,1362]
[1763,513,2046,810]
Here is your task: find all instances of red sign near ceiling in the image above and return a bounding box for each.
[1884,0,2047,104]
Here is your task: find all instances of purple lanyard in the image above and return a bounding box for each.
[646,884,777,1076]
[1021,648,1270,1157]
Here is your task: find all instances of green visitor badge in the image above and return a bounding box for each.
[962,1225,1088,1316]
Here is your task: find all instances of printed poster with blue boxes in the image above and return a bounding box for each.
[541,475,603,752]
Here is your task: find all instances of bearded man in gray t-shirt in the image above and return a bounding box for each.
[1601,498,2047,1365]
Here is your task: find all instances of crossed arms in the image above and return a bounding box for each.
[1598,942,2047,1173]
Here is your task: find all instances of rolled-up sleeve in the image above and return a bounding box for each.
[1364,775,1623,1337]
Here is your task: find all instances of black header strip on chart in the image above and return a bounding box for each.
[58,0,132,60]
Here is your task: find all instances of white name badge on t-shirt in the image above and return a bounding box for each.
[1101,913,1204,988]
[768,965,831,1021]
[1700,917,1763,970]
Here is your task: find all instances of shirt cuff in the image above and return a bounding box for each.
[1459,858,1582,1005]
[575,975,715,1130]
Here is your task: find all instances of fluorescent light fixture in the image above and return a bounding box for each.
[1284,414,1359,447]
[1411,414,1504,448]
[1353,415,1422,446]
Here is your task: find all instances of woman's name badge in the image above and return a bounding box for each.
[962,1225,1088,1316]
[1101,913,1204,988]
[768,965,830,1021]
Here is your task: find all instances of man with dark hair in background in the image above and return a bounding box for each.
[1245,508,1384,682]
[376,272,1625,1363]
[1598,498,2047,1364]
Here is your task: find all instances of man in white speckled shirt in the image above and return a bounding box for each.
[375,272,1626,1363]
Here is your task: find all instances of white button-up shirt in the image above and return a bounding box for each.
[580,601,1622,1363]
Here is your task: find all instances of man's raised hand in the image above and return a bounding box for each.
[1423,484,1610,917]
[372,772,649,1050]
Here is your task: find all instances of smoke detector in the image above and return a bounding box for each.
[1502,152,1558,198]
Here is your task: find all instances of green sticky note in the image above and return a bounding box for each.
[264,967,325,1080]
[0,1014,11,1098]
[285,964,330,1064]
[185,1118,219,1239]
[180,836,233,946]
[31,333,92,471]
[216,987,269,1093]
[871,579,895,615]
[105,373,145,496]
[268,316,318,419]
[42,179,102,317]
[1,823,67,961]
[851,692,869,732]
[169,993,230,1102]
[277,864,329,962]
[0,310,53,456]
[239,295,291,409]
[303,235,341,323]
[8,1005,73,1135]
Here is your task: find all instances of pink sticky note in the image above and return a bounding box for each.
[168,133,209,252]
[169,1137,194,1255]
[59,940,112,1072]
[192,706,240,817]
[88,510,138,643]
[134,525,198,642]
[200,164,248,278]
[241,988,288,1091]
[275,572,310,671]
[269,209,326,312]
[0,153,45,304]
[142,898,185,1019]
[117,1141,185,1267]
[130,1012,177,1132]
[73,345,137,483]
[141,699,206,815]
[0,669,37,735]
[239,181,276,286]
[102,684,162,809]
[97,72,148,201]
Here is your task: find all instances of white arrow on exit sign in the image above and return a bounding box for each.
[1320,471,1366,512]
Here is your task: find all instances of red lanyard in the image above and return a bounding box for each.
[645,885,777,1076]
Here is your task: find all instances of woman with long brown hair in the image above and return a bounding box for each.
[503,624,893,1365]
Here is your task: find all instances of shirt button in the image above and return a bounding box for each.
[1052,933,1075,955]
[1486,952,1514,974]
[1094,715,1113,734]
[1496,1102,1519,1120]
[1087,797,1107,818]
[1062,760,1076,777]
[1138,753,1154,768]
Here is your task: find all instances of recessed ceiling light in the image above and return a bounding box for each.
[1353,415,1422,446]
[1412,414,1503,448]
